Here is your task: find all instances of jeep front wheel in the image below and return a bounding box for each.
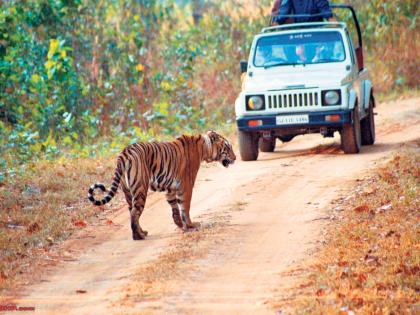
[340,105,361,154]
[361,97,376,145]
[259,138,275,152]
[238,130,259,161]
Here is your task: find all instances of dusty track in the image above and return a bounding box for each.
[3,97,420,314]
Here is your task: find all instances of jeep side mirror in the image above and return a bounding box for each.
[240,60,248,74]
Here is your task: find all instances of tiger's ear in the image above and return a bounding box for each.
[207,130,220,142]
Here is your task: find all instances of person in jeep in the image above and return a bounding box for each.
[271,0,335,25]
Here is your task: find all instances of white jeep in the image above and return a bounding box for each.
[235,5,375,161]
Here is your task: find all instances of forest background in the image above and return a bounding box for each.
[0,0,418,180]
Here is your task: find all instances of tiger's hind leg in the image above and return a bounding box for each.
[122,184,133,211]
[130,188,149,240]
[166,191,182,228]
[122,184,148,239]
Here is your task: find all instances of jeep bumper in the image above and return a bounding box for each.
[236,109,352,131]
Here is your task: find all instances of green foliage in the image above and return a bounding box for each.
[332,0,419,89]
[0,1,92,172]
[356,0,419,89]
[0,0,417,180]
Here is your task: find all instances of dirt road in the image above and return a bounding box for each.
[4,97,420,314]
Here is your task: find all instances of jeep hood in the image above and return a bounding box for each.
[244,68,347,91]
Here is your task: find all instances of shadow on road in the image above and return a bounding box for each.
[257,140,399,162]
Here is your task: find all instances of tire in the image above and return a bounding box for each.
[340,105,361,154]
[259,138,275,152]
[238,130,259,161]
[361,97,376,145]
[278,135,295,143]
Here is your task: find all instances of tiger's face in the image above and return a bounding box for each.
[207,131,236,168]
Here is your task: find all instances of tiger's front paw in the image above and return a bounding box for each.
[185,222,201,230]
[173,215,183,228]
[132,230,147,240]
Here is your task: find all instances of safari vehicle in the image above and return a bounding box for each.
[235,5,375,161]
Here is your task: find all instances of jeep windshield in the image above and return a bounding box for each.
[254,31,346,68]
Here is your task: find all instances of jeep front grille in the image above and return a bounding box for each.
[267,91,320,109]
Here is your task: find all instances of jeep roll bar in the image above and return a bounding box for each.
[330,5,362,49]
[269,4,364,71]
[330,4,364,70]
[262,22,346,34]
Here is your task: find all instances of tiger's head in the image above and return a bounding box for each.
[204,130,236,168]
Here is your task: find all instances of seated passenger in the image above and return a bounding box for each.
[255,45,273,66]
[312,41,345,63]
[273,0,335,24]
[295,44,316,63]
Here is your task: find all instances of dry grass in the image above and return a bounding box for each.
[368,34,420,93]
[0,154,123,291]
[117,211,235,310]
[375,88,420,104]
[0,128,237,294]
[273,141,420,314]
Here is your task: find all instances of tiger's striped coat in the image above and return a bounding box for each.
[88,131,236,240]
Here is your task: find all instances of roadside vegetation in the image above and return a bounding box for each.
[273,141,419,314]
[0,0,418,176]
[118,212,232,310]
[0,155,125,290]
[0,0,268,179]
[0,0,418,294]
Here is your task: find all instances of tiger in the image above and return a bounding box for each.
[87,130,236,240]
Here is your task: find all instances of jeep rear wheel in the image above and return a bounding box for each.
[259,138,275,152]
[238,130,259,161]
[361,97,376,145]
[340,105,361,154]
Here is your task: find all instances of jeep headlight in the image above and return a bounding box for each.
[246,95,265,111]
[322,90,341,106]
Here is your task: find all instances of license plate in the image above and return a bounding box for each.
[276,115,309,125]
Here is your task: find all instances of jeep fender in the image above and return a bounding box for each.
[234,97,241,116]
[362,80,373,110]
[235,93,245,116]
[348,89,357,110]
[371,92,376,107]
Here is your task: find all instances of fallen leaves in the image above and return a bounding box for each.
[351,296,364,307]
[338,306,355,315]
[73,220,87,228]
[395,263,420,276]
[353,204,370,213]
[76,289,87,294]
[376,203,392,212]
[356,272,367,284]
[27,222,40,233]
[337,267,350,279]
[362,186,376,195]
[0,155,121,292]
[276,146,420,313]
[364,253,380,265]
[0,271,8,280]
[46,236,54,244]
[298,281,314,289]
[375,282,387,291]
[383,230,400,238]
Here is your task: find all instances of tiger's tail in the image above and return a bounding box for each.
[88,157,124,206]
